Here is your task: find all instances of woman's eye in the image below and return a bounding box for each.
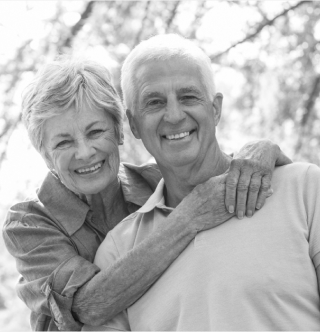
[55,140,71,149]
[89,129,104,136]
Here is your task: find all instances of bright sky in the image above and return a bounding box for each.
[0,0,298,210]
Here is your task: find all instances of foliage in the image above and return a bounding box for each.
[0,1,319,330]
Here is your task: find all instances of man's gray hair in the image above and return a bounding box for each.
[22,56,124,153]
[121,34,216,112]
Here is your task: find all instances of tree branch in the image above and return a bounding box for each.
[0,115,21,166]
[133,1,151,47]
[210,0,308,61]
[165,0,180,32]
[301,74,320,126]
[62,1,95,49]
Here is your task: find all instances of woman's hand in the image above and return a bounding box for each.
[173,139,292,234]
[225,139,292,219]
[171,174,233,233]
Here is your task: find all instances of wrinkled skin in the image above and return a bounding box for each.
[225,139,292,218]
[170,139,292,234]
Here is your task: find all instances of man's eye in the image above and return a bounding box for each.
[147,99,163,106]
[181,95,197,101]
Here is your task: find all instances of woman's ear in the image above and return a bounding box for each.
[41,147,54,171]
[212,92,223,126]
[118,122,124,145]
[126,109,141,139]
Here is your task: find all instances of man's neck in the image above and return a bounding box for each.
[159,146,231,208]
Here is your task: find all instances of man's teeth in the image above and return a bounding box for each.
[166,132,190,140]
[76,162,102,174]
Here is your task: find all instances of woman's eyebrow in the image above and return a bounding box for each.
[85,121,101,131]
[51,133,71,140]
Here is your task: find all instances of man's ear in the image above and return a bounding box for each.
[212,92,223,126]
[126,109,141,139]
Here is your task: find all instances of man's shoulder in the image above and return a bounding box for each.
[273,162,319,181]
[271,162,320,197]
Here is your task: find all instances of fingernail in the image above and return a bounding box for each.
[228,206,234,213]
[256,204,261,210]
[238,211,244,219]
[247,210,253,218]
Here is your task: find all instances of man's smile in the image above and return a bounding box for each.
[162,129,196,141]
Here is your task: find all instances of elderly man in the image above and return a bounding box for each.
[84,34,320,330]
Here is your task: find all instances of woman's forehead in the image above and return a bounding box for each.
[43,107,113,140]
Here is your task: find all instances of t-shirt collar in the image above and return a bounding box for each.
[137,179,173,213]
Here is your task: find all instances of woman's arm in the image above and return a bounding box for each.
[2,211,99,331]
[74,141,292,326]
[4,140,292,329]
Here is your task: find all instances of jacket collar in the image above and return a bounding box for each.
[37,171,90,236]
[37,164,154,236]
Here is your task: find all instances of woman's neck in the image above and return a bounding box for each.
[84,177,129,226]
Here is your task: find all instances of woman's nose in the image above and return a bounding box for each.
[74,139,95,160]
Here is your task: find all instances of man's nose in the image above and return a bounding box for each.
[74,139,95,160]
[163,98,186,124]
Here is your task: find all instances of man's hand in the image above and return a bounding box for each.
[225,139,292,219]
[172,174,234,233]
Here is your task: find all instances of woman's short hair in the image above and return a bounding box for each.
[22,56,124,153]
[121,34,216,112]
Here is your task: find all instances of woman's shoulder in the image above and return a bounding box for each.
[121,162,162,191]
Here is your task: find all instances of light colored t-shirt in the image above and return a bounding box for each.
[84,162,320,331]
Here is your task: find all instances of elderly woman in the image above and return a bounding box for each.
[3,57,289,331]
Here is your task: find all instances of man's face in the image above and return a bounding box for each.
[128,58,222,170]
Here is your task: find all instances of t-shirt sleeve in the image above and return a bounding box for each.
[304,164,320,269]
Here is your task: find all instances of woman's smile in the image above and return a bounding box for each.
[74,160,105,175]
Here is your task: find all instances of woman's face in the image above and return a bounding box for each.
[43,104,121,195]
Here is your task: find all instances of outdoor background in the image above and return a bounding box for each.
[0,0,319,330]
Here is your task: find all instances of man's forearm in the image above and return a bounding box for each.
[72,214,196,326]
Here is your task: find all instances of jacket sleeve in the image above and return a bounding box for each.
[2,211,100,331]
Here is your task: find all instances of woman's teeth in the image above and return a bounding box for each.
[76,162,102,174]
[166,131,190,140]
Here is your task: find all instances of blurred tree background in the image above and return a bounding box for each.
[0,0,319,330]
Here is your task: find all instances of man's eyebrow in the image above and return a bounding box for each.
[178,86,203,95]
[142,91,165,100]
